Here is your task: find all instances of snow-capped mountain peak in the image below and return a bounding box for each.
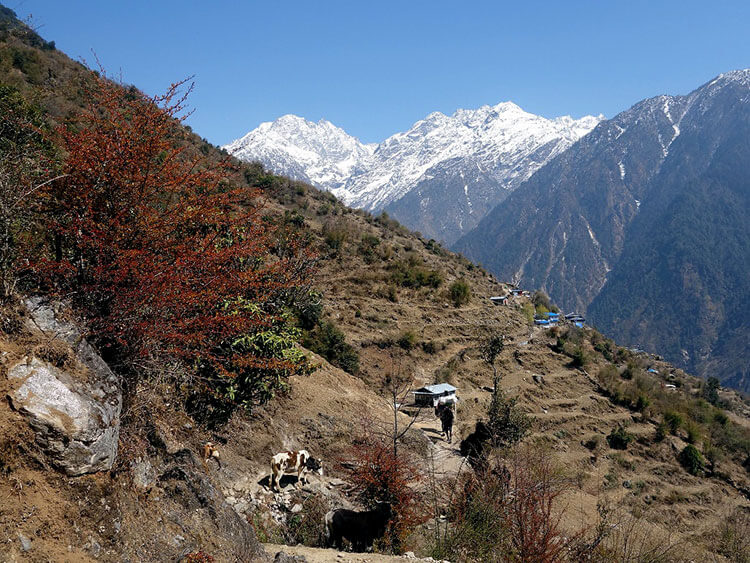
[224,115,374,192]
[223,102,603,242]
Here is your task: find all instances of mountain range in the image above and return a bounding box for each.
[455,70,750,389]
[227,71,750,391]
[224,104,602,243]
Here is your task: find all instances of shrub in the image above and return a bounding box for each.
[597,364,619,387]
[322,221,348,254]
[663,411,683,435]
[621,362,641,380]
[531,290,557,313]
[702,376,721,406]
[679,444,705,476]
[0,85,57,298]
[635,394,651,413]
[449,279,471,307]
[388,260,442,289]
[713,410,729,426]
[435,447,573,562]
[714,508,750,561]
[292,290,323,330]
[385,284,398,303]
[591,331,616,361]
[396,330,417,350]
[684,420,701,444]
[607,426,634,450]
[343,432,425,553]
[303,321,359,374]
[584,435,602,451]
[285,494,329,546]
[487,391,531,448]
[425,239,446,256]
[185,552,215,563]
[433,363,457,386]
[570,345,589,368]
[654,422,668,442]
[612,452,636,471]
[520,302,535,325]
[358,233,381,263]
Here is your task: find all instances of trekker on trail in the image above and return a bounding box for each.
[440,404,455,443]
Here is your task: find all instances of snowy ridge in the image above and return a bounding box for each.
[223,115,375,192]
[339,102,603,210]
[223,103,603,212]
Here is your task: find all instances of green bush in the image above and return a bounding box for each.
[621,361,643,380]
[584,435,602,451]
[679,444,705,476]
[663,411,683,435]
[531,290,557,313]
[684,421,702,444]
[635,394,651,413]
[293,290,323,330]
[520,302,535,325]
[357,233,381,263]
[322,222,348,254]
[388,260,442,289]
[713,411,729,426]
[487,391,531,447]
[702,376,721,406]
[607,426,634,450]
[570,345,589,368]
[397,330,418,350]
[449,279,471,307]
[302,321,359,374]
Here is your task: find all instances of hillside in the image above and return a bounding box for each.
[2,7,750,562]
[455,71,750,391]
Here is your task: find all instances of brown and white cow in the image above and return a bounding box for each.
[202,442,221,471]
[270,449,323,491]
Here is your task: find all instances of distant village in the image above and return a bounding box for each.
[489,287,586,328]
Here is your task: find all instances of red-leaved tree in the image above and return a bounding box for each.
[343,422,426,553]
[38,74,315,412]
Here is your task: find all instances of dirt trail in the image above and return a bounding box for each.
[263,543,445,562]
[415,412,467,480]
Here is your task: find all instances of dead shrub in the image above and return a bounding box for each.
[434,445,579,562]
[285,492,331,547]
[33,339,72,369]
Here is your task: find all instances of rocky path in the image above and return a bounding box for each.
[264,543,446,562]
[415,413,468,481]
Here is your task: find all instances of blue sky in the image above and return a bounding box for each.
[13,1,750,145]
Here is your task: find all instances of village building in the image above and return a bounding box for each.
[412,383,458,407]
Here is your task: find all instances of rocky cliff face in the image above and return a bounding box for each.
[455,70,750,388]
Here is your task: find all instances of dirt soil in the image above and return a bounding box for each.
[264,543,446,562]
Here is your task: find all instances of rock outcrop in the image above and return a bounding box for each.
[5,298,121,475]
